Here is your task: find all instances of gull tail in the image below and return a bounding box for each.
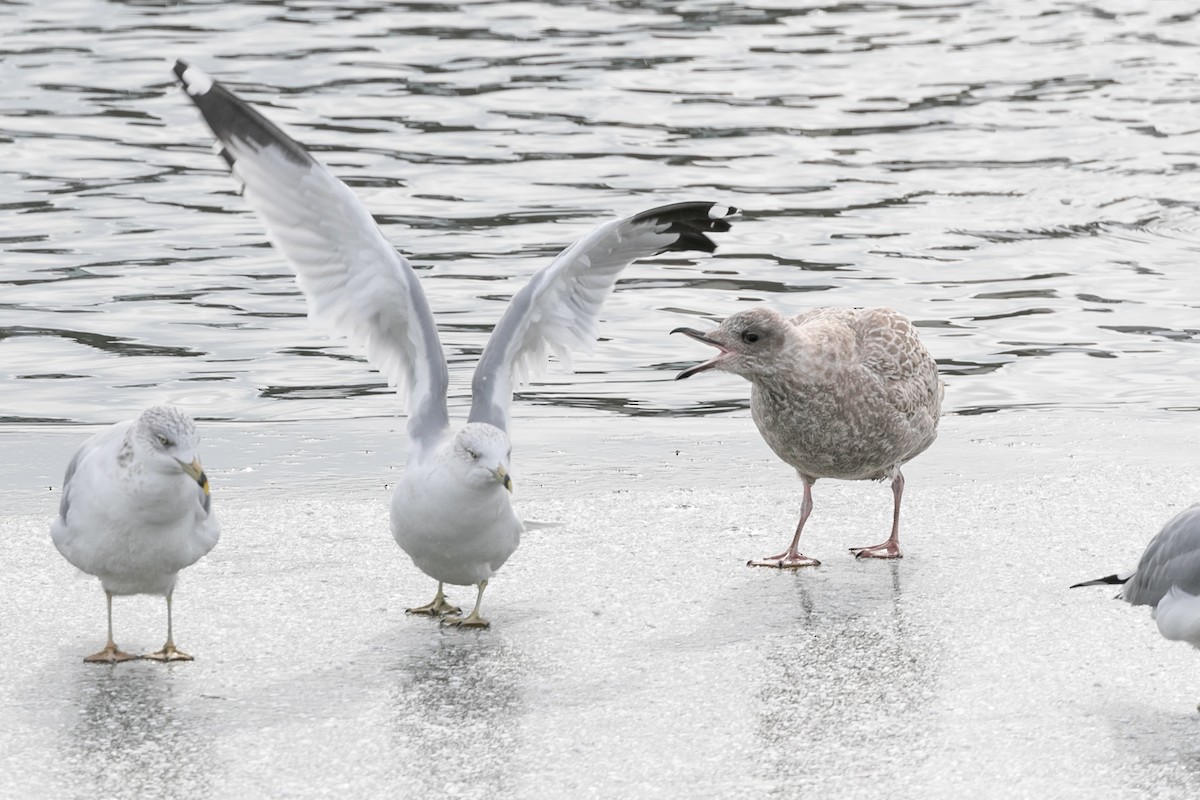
[1069,572,1132,589]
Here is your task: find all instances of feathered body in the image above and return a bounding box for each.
[747,307,941,483]
[50,405,217,661]
[674,305,942,566]
[52,408,218,596]
[392,424,522,588]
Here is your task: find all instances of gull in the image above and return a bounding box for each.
[51,405,219,662]
[672,306,942,567]
[173,59,736,627]
[1072,503,1200,649]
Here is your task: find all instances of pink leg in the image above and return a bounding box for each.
[850,472,904,559]
[749,479,821,568]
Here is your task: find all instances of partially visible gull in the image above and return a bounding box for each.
[173,60,736,627]
[673,306,942,567]
[1073,503,1200,649]
[51,405,219,662]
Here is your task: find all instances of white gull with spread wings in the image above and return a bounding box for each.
[173,60,736,627]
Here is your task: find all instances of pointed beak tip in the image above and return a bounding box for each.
[495,466,513,494]
[182,458,210,494]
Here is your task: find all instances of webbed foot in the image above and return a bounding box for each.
[748,552,821,569]
[441,612,490,629]
[850,540,902,559]
[143,644,194,662]
[84,644,138,664]
[407,583,461,617]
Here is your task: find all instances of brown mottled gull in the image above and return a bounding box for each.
[673,306,942,567]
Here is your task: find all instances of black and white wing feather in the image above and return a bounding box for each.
[467,202,737,431]
[173,60,450,452]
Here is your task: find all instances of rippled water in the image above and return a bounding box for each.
[5,0,1200,425]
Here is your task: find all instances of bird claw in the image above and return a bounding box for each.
[143,645,194,662]
[441,614,490,629]
[83,645,138,664]
[747,554,821,569]
[406,600,462,617]
[850,541,902,559]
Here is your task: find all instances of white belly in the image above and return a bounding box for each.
[390,468,522,587]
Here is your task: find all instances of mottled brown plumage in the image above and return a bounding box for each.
[673,306,942,567]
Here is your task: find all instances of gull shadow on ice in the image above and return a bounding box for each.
[752,564,942,790]
[388,636,527,793]
[59,665,218,797]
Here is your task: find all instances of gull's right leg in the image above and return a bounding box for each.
[748,479,821,568]
[406,582,462,617]
[84,591,138,664]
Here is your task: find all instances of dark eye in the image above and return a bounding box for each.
[742,331,760,344]
[466,449,478,459]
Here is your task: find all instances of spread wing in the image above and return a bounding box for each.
[173,60,449,452]
[467,202,737,431]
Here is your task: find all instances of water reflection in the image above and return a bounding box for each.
[754,565,940,791]
[389,635,526,794]
[61,666,217,800]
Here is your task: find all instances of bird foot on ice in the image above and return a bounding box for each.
[850,540,902,559]
[747,553,821,569]
[84,644,138,664]
[441,612,490,629]
[143,644,194,662]
[406,599,462,617]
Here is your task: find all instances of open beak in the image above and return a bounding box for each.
[181,457,210,495]
[671,327,730,380]
[494,465,513,494]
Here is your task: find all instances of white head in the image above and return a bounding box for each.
[130,405,209,494]
[453,423,513,493]
[671,307,794,381]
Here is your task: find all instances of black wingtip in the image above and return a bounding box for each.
[172,59,314,170]
[632,202,739,256]
[1069,573,1127,589]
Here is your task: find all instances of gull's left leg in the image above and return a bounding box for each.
[406,582,462,617]
[850,472,905,559]
[143,592,193,662]
[442,580,490,629]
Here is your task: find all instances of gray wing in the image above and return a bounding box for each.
[468,202,737,431]
[56,446,86,521]
[174,61,450,453]
[1122,503,1200,607]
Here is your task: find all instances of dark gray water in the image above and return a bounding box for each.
[5,0,1200,425]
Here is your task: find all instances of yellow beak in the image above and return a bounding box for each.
[182,458,210,495]
[494,465,513,494]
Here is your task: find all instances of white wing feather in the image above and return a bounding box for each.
[468,202,737,431]
[174,61,450,452]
